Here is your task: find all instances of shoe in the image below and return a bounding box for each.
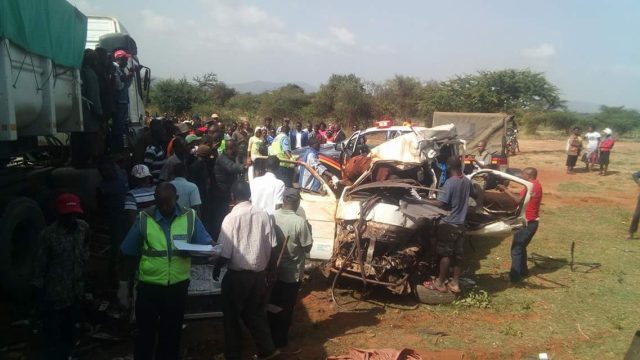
[279,345,302,355]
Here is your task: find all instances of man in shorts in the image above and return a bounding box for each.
[427,157,472,293]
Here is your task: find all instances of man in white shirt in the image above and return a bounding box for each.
[250,156,286,214]
[213,181,279,360]
[289,121,308,150]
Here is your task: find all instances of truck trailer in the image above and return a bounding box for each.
[0,0,148,300]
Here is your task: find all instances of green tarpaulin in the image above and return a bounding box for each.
[0,0,87,68]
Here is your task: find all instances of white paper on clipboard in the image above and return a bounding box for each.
[174,241,216,254]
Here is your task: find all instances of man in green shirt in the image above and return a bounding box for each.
[268,188,313,353]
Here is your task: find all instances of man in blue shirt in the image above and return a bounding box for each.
[426,157,472,294]
[121,182,211,360]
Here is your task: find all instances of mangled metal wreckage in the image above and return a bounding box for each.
[318,124,532,299]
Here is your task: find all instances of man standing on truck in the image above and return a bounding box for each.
[470,141,493,169]
[32,193,89,360]
[497,167,542,283]
[112,50,136,153]
[426,157,472,293]
[121,182,212,360]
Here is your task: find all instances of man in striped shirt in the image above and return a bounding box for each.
[124,164,156,227]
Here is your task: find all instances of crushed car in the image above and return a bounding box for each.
[291,122,430,178]
[253,124,532,304]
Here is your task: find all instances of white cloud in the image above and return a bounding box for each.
[70,0,100,14]
[201,0,284,29]
[329,26,356,46]
[137,1,391,60]
[141,9,176,32]
[522,43,556,59]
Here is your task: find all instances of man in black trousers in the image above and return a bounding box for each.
[214,181,280,360]
[268,189,313,353]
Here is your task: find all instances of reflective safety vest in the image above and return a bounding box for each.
[269,133,294,168]
[138,206,196,286]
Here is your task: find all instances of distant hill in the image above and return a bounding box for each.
[228,81,318,94]
[566,100,601,114]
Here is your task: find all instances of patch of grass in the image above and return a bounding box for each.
[452,288,491,309]
[500,325,524,337]
[556,181,597,193]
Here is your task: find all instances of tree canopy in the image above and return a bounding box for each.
[418,69,565,117]
[313,74,373,127]
[147,69,639,136]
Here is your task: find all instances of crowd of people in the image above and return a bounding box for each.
[33,110,356,360]
[565,125,616,175]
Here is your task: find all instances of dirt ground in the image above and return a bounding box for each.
[3,139,639,359]
[185,139,640,359]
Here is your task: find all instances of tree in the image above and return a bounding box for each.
[372,75,423,118]
[192,72,237,107]
[594,105,640,135]
[313,74,373,128]
[226,93,262,123]
[259,84,311,120]
[150,78,204,115]
[418,69,565,117]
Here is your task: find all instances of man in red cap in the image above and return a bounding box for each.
[32,193,90,360]
[111,49,136,153]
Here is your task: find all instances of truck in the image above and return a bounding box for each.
[431,112,516,174]
[0,0,148,301]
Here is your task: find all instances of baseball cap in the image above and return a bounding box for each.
[283,188,301,200]
[131,164,152,179]
[186,134,202,144]
[603,128,612,135]
[211,113,219,119]
[56,193,83,215]
[114,50,130,59]
[196,144,212,157]
[176,122,191,134]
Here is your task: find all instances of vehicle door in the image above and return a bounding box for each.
[340,131,360,164]
[465,169,532,238]
[294,161,338,260]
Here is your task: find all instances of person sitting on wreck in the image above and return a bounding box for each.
[426,157,473,293]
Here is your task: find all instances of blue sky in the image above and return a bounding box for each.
[74,0,640,109]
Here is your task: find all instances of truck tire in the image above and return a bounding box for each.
[0,197,46,301]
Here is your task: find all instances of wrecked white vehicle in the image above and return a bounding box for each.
[254,124,532,301]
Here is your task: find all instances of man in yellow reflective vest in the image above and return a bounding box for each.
[269,125,294,187]
[121,182,212,360]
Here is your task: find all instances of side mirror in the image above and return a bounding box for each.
[143,68,151,91]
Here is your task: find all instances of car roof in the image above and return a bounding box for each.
[360,126,429,134]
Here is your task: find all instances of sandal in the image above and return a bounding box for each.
[447,282,462,294]
[423,280,448,293]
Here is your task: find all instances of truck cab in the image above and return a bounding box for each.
[86,16,150,128]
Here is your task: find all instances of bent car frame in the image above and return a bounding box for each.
[253,124,532,301]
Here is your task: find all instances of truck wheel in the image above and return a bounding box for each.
[0,197,46,301]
